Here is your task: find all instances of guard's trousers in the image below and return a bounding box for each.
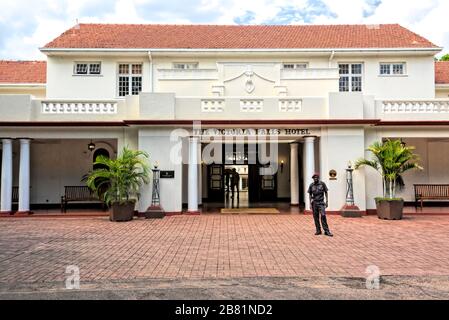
[312,202,330,233]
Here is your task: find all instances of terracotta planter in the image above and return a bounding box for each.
[375,199,404,220]
[110,202,135,222]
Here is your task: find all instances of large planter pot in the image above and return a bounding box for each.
[110,202,135,222]
[375,199,404,220]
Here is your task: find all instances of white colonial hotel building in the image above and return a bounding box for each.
[1,24,449,215]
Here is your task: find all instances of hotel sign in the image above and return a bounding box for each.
[193,128,313,136]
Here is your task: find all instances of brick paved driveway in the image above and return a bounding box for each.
[0,215,448,286]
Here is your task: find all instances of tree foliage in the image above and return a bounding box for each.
[355,139,422,199]
[440,54,449,61]
[86,147,151,206]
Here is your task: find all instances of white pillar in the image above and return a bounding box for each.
[303,137,316,211]
[1,139,13,213]
[18,139,31,213]
[188,137,199,213]
[197,141,202,205]
[290,143,299,206]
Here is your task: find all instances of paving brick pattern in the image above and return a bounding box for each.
[0,215,448,285]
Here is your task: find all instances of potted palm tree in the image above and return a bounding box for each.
[86,147,150,222]
[355,139,422,220]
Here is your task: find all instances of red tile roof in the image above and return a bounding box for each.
[0,60,46,84]
[435,61,449,84]
[43,24,438,50]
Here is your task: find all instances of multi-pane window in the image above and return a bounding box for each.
[118,63,143,97]
[173,62,198,69]
[89,63,101,74]
[379,63,406,76]
[339,63,363,92]
[283,63,308,69]
[74,62,101,75]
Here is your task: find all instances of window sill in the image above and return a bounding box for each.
[378,74,408,78]
[72,74,104,77]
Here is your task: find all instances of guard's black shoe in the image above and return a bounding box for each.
[324,231,334,237]
[315,231,322,236]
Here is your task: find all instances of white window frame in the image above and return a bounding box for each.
[379,62,407,76]
[282,63,308,69]
[73,62,102,76]
[338,63,363,92]
[173,62,199,69]
[117,63,143,97]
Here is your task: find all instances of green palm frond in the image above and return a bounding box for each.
[85,147,151,206]
[355,139,422,198]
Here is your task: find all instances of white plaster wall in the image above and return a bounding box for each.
[0,87,46,98]
[10,139,117,204]
[46,55,151,99]
[363,132,449,206]
[363,129,383,210]
[395,138,449,201]
[333,55,435,100]
[319,127,366,211]
[138,128,183,213]
[277,143,290,199]
[43,52,436,103]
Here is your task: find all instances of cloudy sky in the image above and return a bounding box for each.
[1,0,448,60]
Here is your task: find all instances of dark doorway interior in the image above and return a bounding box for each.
[206,143,278,207]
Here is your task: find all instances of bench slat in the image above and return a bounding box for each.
[61,186,104,213]
[414,184,449,208]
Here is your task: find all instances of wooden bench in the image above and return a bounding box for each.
[414,184,449,209]
[61,186,105,213]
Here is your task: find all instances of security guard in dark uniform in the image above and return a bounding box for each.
[307,173,333,237]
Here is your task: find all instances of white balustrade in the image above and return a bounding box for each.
[382,101,449,114]
[279,99,302,112]
[240,99,263,112]
[201,99,225,112]
[42,101,118,114]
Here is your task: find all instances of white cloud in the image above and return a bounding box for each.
[0,0,448,60]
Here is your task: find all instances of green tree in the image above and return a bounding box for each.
[440,54,449,61]
[355,139,422,199]
[86,147,151,205]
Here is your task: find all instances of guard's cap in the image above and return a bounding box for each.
[312,173,320,178]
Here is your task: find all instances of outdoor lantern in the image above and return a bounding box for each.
[87,140,96,151]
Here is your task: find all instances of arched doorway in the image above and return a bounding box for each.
[92,148,110,200]
[93,148,110,170]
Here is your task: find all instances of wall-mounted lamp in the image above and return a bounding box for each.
[280,160,285,173]
[400,138,406,147]
[87,140,96,152]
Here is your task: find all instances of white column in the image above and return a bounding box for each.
[18,139,31,213]
[188,137,199,213]
[197,141,202,205]
[303,137,316,211]
[1,139,13,213]
[290,143,299,206]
